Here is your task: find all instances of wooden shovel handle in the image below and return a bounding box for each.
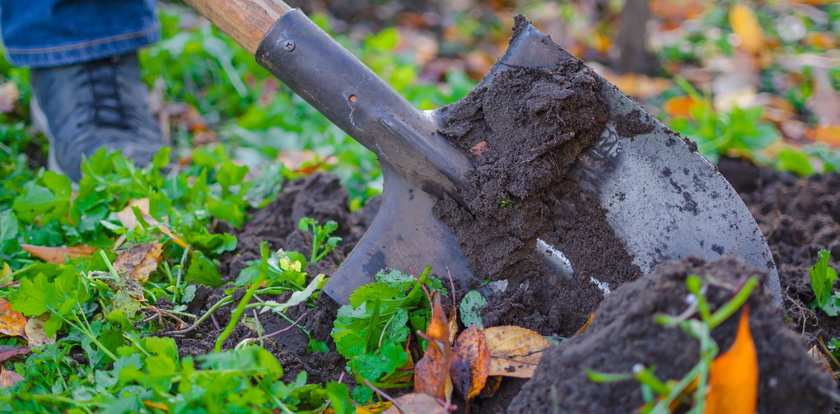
[183,0,292,55]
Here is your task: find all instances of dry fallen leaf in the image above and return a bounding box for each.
[0,298,26,338]
[730,3,763,53]
[113,242,163,285]
[25,314,56,347]
[808,68,840,127]
[576,312,596,335]
[484,325,553,378]
[0,82,20,113]
[0,367,23,388]
[808,345,833,376]
[355,401,393,413]
[383,393,449,414]
[21,244,96,264]
[705,307,758,414]
[0,346,30,364]
[450,325,490,401]
[812,125,840,147]
[414,293,452,401]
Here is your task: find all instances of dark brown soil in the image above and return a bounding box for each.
[508,256,836,414]
[161,173,379,385]
[434,36,641,338]
[718,158,840,345]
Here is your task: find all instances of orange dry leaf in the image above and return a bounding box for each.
[813,126,840,147]
[663,96,703,119]
[21,244,96,264]
[414,294,452,401]
[450,325,490,402]
[730,3,764,53]
[705,307,758,414]
[484,325,552,378]
[0,298,26,338]
[113,242,164,285]
[355,401,393,413]
[143,400,169,411]
[576,312,595,335]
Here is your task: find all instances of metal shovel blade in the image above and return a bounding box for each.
[255,10,780,304]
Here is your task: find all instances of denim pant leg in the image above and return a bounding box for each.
[0,0,160,68]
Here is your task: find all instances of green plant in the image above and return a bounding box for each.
[809,249,840,316]
[331,267,444,401]
[297,217,342,264]
[588,275,757,413]
[667,79,779,165]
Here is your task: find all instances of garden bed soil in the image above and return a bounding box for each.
[163,173,379,385]
[507,256,836,413]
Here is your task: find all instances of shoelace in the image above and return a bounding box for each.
[79,57,132,130]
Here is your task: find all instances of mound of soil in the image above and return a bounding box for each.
[434,20,641,337]
[719,158,840,343]
[508,256,836,413]
[163,173,378,385]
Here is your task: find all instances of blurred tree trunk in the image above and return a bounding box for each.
[615,0,658,74]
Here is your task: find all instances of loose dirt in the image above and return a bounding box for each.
[434,25,641,338]
[162,173,378,385]
[508,256,836,413]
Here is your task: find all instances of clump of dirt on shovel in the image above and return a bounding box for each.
[162,173,378,385]
[508,256,836,414]
[434,16,641,337]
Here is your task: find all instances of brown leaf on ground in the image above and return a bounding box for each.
[113,242,163,284]
[450,325,490,401]
[25,315,55,347]
[0,298,26,338]
[0,368,23,388]
[383,393,449,414]
[0,346,29,363]
[808,68,840,127]
[0,82,19,113]
[705,307,758,414]
[21,244,96,264]
[484,325,552,378]
[414,293,452,401]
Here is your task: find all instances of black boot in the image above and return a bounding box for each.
[30,52,165,182]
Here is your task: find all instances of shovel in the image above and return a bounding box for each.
[184,0,781,305]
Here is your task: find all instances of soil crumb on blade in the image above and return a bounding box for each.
[508,256,836,414]
[434,36,641,338]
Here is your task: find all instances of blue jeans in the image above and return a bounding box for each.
[0,0,160,68]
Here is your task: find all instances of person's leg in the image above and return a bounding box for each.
[1,0,159,67]
[0,0,165,182]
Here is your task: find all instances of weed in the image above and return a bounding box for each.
[588,275,757,413]
[298,217,342,264]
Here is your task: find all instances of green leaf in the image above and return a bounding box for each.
[348,283,401,308]
[217,161,249,192]
[325,382,355,414]
[460,290,487,328]
[776,147,815,176]
[152,147,172,170]
[811,250,840,316]
[185,251,223,287]
[11,273,52,316]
